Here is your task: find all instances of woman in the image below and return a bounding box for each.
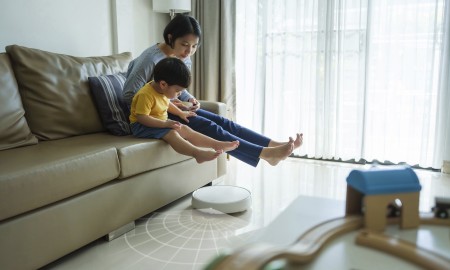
[123,14,302,167]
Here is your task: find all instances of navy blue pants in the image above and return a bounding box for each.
[168,109,270,167]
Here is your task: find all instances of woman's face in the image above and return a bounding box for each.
[171,34,199,60]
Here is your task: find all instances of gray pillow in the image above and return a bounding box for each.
[88,73,131,136]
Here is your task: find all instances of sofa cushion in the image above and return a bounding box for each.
[88,73,131,136]
[35,133,192,179]
[5,45,132,140]
[0,135,120,221]
[115,137,192,179]
[0,53,38,150]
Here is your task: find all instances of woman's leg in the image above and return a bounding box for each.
[194,109,271,146]
[196,109,303,150]
[162,130,222,163]
[268,133,303,149]
[260,138,294,166]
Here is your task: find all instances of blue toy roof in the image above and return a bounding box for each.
[346,167,421,195]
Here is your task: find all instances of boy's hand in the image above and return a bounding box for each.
[165,120,181,130]
[179,111,197,123]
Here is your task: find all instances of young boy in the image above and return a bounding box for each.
[129,57,239,163]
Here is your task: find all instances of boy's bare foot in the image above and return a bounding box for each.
[294,133,303,149]
[215,140,240,152]
[194,149,222,163]
[260,139,294,166]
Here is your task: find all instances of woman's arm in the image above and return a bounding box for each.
[178,89,194,101]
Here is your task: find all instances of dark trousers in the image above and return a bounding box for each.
[168,109,270,167]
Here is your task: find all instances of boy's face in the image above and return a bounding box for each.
[171,34,199,60]
[163,84,185,99]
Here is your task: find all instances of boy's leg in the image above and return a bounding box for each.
[176,125,239,152]
[162,130,221,163]
[169,113,263,166]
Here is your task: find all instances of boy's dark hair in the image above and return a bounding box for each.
[163,14,202,48]
[154,57,191,89]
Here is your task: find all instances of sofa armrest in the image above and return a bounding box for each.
[199,100,227,117]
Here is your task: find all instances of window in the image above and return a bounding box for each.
[236,0,449,169]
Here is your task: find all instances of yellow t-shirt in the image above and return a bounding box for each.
[129,82,169,123]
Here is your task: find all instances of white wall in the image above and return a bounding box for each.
[113,0,169,58]
[0,0,170,58]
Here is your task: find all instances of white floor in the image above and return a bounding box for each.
[41,158,450,270]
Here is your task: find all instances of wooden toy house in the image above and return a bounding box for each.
[346,167,422,232]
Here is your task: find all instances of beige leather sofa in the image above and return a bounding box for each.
[0,45,226,270]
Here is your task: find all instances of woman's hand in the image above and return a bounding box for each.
[188,98,201,111]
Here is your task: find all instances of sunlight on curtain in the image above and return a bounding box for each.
[236,0,448,168]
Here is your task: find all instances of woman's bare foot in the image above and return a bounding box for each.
[214,140,240,152]
[268,133,303,149]
[260,139,294,166]
[194,149,222,163]
[294,133,303,149]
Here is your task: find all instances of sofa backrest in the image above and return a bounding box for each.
[0,53,38,150]
[5,45,132,141]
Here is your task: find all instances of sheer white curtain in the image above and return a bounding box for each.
[236,0,449,169]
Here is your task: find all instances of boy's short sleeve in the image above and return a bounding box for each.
[134,94,153,116]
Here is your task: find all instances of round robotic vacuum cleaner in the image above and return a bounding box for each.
[192,185,252,214]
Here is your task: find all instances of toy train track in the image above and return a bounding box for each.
[207,214,450,270]
[208,215,363,270]
[356,230,450,270]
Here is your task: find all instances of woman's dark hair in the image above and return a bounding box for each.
[163,14,202,48]
[153,57,191,88]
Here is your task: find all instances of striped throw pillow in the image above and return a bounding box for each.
[88,73,131,136]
